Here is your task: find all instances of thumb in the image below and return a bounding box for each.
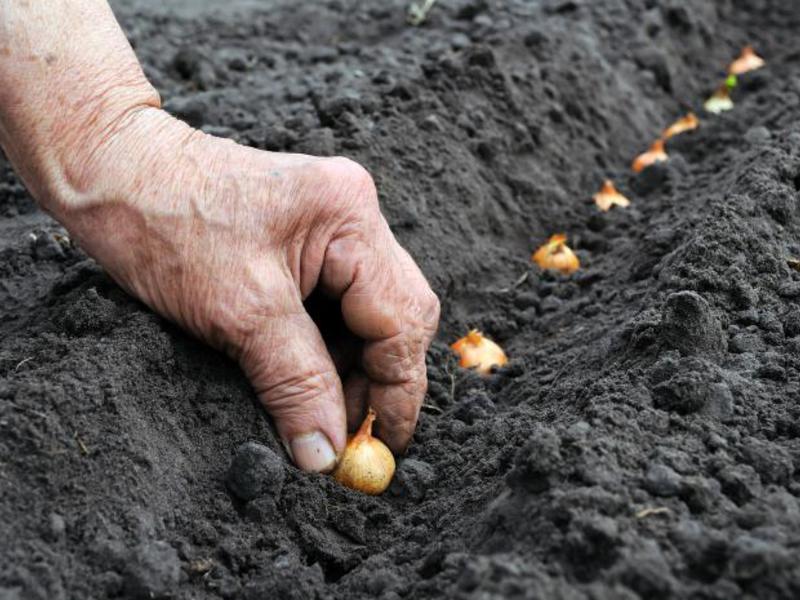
[239,307,347,473]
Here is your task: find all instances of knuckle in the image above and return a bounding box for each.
[424,290,441,329]
[330,156,374,185]
[319,156,378,208]
[405,287,440,339]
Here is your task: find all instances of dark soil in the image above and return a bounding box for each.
[3,1,800,598]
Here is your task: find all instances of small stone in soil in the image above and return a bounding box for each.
[226,442,285,502]
[660,291,726,356]
[643,463,683,497]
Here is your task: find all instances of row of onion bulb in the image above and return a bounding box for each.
[449,46,765,379]
[339,47,766,496]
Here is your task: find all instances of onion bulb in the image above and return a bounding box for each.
[532,233,580,275]
[450,329,508,375]
[704,85,734,114]
[662,113,699,140]
[632,139,668,173]
[333,408,395,495]
[593,179,630,212]
[728,46,764,76]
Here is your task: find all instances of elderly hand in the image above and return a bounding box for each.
[70,109,440,471]
[0,1,439,473]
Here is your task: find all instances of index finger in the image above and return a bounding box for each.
[320,226,439,453]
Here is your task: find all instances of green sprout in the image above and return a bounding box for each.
[725,74,738,90]
[408,0,438,26]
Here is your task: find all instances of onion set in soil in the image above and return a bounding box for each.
[728,46,765,75]
[532,234,580,274]
[662,113,699,140]
[333,408,395,495]
[451,329,508,376]
[704,83,734,114]
[632,139,668,173]
[593,180,630,212]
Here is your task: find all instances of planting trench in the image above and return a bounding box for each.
[2,0,800,598]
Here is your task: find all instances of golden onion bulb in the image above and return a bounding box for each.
[728,46,765,76]
[704,85,734,114]
[451,329,508,376]
[632,139,668,173]
[333,409,395,495]
[593,179,630,212]
[532,233,580,275]
[662,112,699,140]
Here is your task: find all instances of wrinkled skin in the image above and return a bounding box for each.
[0,0,439,472]
[56,107,440,471]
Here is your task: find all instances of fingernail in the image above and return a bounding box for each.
[290,432,338,473]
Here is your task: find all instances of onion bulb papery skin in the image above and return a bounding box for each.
[704,87,734,114]
[333,409,396,495]
[450,329,508,375]
[593,180,630,212]
[728,46,765,76]
[662,113,699,140]
[632,139,668,173]
[532,234,580,275]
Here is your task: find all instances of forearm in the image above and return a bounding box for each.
[0,0,160,221]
